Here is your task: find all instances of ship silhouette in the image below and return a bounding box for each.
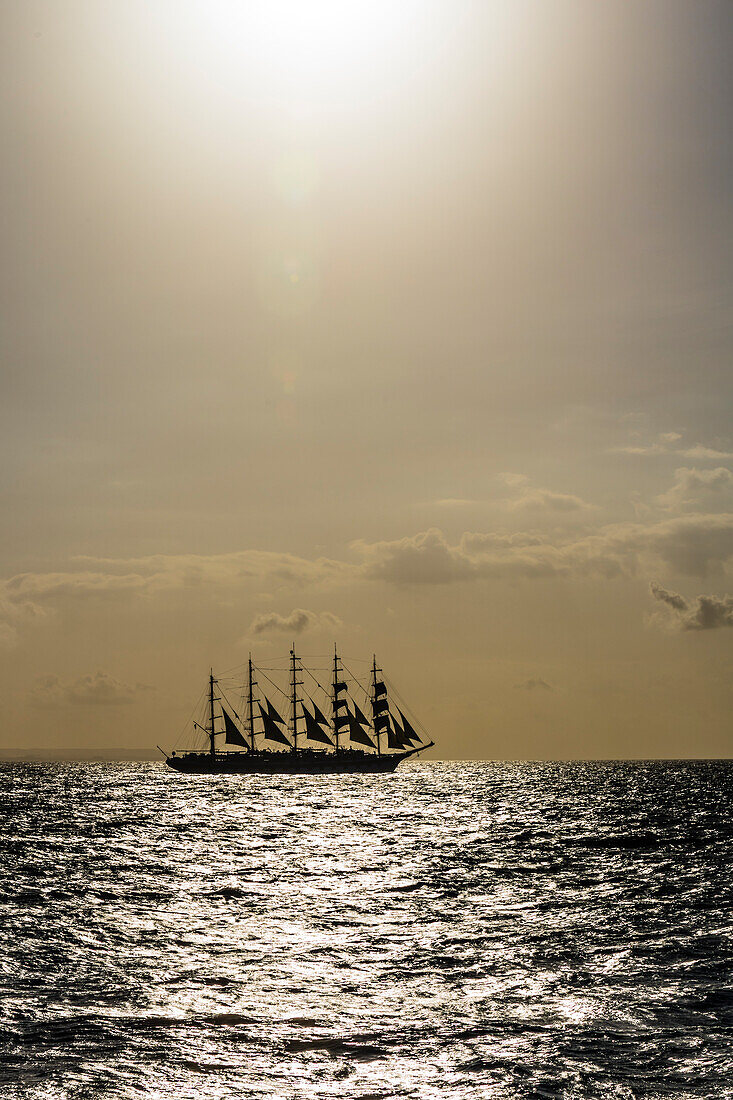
[164,646,434,774]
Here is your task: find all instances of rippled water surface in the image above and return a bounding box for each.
[1,761,732,1099]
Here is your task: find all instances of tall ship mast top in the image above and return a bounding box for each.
[163,645,434,774]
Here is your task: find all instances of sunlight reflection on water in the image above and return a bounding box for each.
[0,761,731,1099]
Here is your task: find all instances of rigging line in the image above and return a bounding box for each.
[219,661,249,676]
[256,665,330,673]
[218,684,245,726]
[384,676,429,738]
[254,666,291,704]
[172,687,207,750]
[301,663,330,698]
[340,661,372,707]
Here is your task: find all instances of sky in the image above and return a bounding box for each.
[1,0,732,760]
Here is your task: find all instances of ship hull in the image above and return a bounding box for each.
[165,748,424,775]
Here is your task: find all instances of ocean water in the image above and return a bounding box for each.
[0,761,731,1100]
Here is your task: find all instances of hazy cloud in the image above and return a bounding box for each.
[650,583,733,631]
[507,488,591,513]
[29,671,153,708]
[680,446,733,461]
[495,474,591,513]
[72,550,349,588]
[515,678,553,691]
[656,467,733,511]
[427,485,591,513]
[249,608,343,636]
[0,592,50,649]
[613,434,733,462]
[498,473,531,488]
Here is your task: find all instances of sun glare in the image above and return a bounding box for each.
[162,0,441,107]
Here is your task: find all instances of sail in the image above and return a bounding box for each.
[222,707,248,748]
[265,697,286,725]
[347,708,376,748]
[334,712,349,730]
[309,697,330,728]
[374,712,390,732]
[352,702,369,727]
[387,726,405,750]
[334,681,348,694]
[388,716,407,750]
[372,696,389,714]
[258,703,291,746]
[374,680,387,695]
[397,708,422,744]
[302,704,334,746]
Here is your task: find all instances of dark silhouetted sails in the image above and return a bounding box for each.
[164,647,434,774]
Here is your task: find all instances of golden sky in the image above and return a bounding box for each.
[2,1,732,759]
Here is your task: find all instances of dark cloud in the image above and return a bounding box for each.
[649,581,687,612]
[515,678,553,691]
[650,583,733,631]
[249,608,342,636]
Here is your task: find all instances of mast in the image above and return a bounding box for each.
[247,655,256,752]
[209,669,216,756]
[372,654,382,756]
[290,646,302,753]
[332,644,340,753]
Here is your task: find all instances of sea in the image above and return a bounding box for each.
[0,761,731,1100]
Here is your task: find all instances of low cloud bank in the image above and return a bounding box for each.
[354,514,733,585]
[29,671,153,708]
[2,513,733,647]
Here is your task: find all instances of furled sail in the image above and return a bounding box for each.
[302,704,334,745]
[347,707,376,748]
[222,707,248,748]
[258,702,291,746]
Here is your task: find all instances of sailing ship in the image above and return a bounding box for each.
[164,647,434,774]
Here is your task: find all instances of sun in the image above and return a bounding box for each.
[156,0,439,108]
